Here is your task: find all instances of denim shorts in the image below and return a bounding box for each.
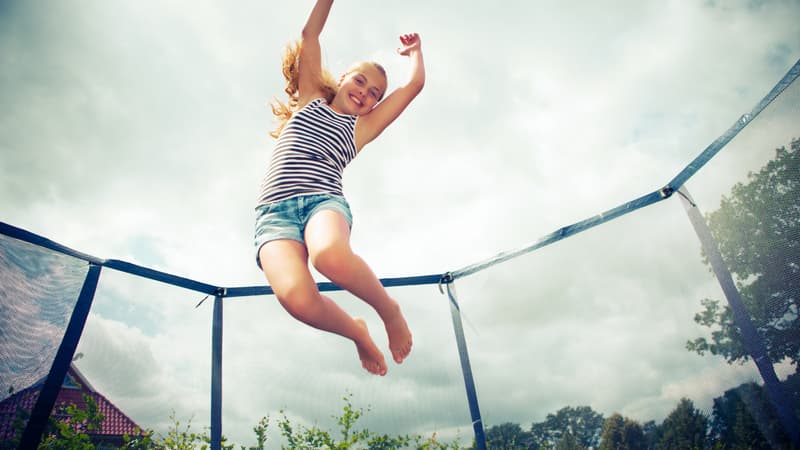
[254,194,353,269]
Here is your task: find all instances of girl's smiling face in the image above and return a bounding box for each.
[331,63,387,116]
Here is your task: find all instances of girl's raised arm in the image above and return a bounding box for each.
[297,0,334,104]
[356,33,426,151]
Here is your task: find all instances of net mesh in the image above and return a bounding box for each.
[0,233,88,439]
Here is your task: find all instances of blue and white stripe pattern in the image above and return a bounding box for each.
[258,98,357,205]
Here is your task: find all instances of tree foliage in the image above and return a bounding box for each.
[552,431,584,450]
[484,422,531,449]
[654,398,708,450]
[7,391,460,449]
[9,377,800,449]
[38,393,105,450]
[598,413,646,450]
[687,137,800,365]
[710,374,799,449]
[274,391,450,449]
[529,406,604,449]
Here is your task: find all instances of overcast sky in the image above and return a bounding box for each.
[1,0,799,446]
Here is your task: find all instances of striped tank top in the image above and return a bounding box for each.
[257,98,358,206]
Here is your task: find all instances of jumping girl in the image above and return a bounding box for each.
[254,0,425,376]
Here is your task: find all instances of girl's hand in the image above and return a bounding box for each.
[397,33,422,56]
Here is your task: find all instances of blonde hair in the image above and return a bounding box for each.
[270,40,338,139]
[270,41,388,138]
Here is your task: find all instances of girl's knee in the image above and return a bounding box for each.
[276,287,316,319]
[310,244,351,281]
[268,274,316,315]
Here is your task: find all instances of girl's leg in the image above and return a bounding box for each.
[304,209,413,364]
[259,239,387,375]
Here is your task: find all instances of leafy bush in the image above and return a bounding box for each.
[10,391,463,449]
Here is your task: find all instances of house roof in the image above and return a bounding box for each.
[0,364,143,440]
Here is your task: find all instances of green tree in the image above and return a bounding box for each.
[35,393,104,450]
[554,431,586,450]
[641,420,658,449]
[783,371,800,419]
[599,414,624,450]
[599,413,646,450]
[485,422,532,449]
[687,137,800,366]
[529,406,604,449]
[655,398,708,450]
[709,380,796,449]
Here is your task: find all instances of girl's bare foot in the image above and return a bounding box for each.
[353,318,387,376]
[384,307,413,364]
